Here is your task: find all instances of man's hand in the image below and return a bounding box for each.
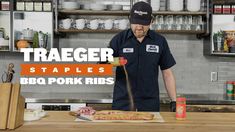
[170,101,176,112]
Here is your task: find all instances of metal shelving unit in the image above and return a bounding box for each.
[59,10,207,15]
[54,0,210,35]
[0,0,54,52]
[0,10,11,51]
[210,0,235,56]
[57,29,206,34]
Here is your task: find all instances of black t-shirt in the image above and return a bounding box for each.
[109,29,176,111]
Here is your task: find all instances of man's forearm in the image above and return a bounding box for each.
[162,69,177,101]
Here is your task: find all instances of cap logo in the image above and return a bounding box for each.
[134,10,148,16]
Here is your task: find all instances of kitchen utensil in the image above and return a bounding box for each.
[1,1,10,10]
[0,38,9,47]
[17,40,30,49]
[74,19,86,29]
[43,1,52,11]
[169,0,183,11]
[38,31,48,48]
[81,3,90,10]
[77,115,92,121]
[0,28,5,38]
[88,19,99,30]
[1,63,15,83]
[90,3,106,11]
[24,109,47,121]
[160,0,167,11]
[62,1,79,10]
[107,4,123,11]
[175,15,183,30]
[118,19,129,30]
[69,111,92,121]
[186,0,201,12]
[151,0,160,11]
[133,0,150,4]
[34,2,43,11]
[59,18,73,29]
[22,28,34,40]
[104,19,113,30]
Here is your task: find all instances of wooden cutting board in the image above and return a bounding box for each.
[7,83,25,129]
[0,83,12,129]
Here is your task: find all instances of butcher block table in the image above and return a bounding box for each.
[3,112,235,132]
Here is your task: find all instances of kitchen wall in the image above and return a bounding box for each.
[1,33,235,99]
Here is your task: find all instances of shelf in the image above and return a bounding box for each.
[0,10,10,12]
[58,9,207,16]
[211,52,235,56]
[57,29,206,34]
[157,30,206,34]
[16,39,33,43]
[57,29,123,33]
[153,11,207,15]
[0,49,10,51]
[13,11,53,13]
[59,10,130,15]
[212,0,234,4]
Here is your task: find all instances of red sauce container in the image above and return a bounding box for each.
[214,5,222,14]
[176,97,186,120]
[231,5,235,14]
[1,1,10,10]
[223,5,231,14]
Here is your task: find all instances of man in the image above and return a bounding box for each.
[109,2,177,112]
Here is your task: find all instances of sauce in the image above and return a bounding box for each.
[123,65,135,111]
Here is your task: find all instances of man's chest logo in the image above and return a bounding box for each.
[146,45,159,53]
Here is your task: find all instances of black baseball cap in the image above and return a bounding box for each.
[130,2,153,25]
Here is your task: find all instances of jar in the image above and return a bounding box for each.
[25,1,34,11]
[1,1,10,10]
[151,0,160,11]
[214,5,222,14]
[176,97,186,120]
[226,81,234,97]
[34,2,43,11]
[223,5,231,14]
[169,0,183,11]
[43,2,52,11]
[16,1,25,11]
[232,5,235,14]
[186,0,201,12]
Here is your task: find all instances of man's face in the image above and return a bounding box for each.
[131,23,150,38]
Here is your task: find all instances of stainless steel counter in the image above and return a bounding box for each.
[22,92,235,105]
